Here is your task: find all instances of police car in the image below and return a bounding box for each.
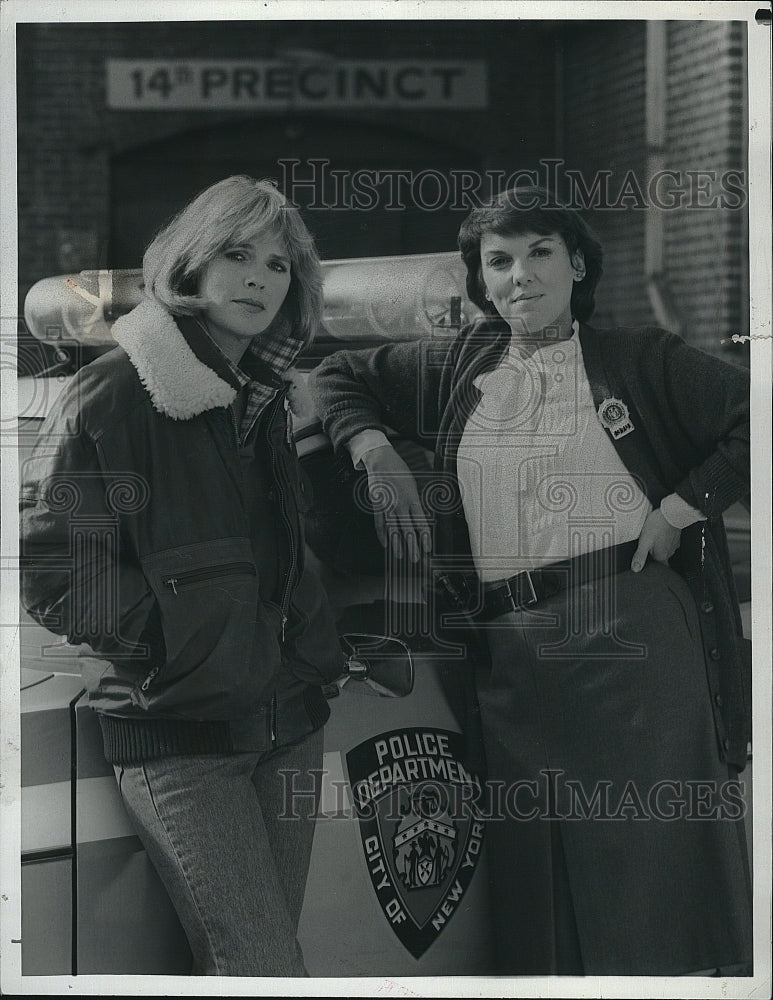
[17,254,751,977]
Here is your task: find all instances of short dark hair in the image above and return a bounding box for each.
[457,185,604,322]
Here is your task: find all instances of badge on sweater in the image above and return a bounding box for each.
[597,397,635,439]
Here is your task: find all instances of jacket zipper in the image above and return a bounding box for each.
[228,390,299,641]
[140,665,160,692]
[267,390,300,643]
[141,394,296,700]
[163,562,256,595]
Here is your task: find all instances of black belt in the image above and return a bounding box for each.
[477,540,639,622]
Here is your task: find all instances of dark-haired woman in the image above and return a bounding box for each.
[308,187,752,975]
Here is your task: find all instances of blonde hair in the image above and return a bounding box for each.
[142,175,323,344]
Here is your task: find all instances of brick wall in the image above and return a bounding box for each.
[16,19,556,314]
[16,18,748,357]
[663,19,747,354]
[561,21,651,333]
[561,19,748,357]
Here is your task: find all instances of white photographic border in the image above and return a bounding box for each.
[1,2,770,997]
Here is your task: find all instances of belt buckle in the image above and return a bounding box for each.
[506,570,538,612]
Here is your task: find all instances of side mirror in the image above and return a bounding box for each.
[330,632,415,699]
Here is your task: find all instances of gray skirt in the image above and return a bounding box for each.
[476,559,752,975]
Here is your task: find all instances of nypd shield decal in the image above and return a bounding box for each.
[346,727,485,958]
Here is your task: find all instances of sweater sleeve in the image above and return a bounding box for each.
[656,333,750,516]
[307,337,448,453]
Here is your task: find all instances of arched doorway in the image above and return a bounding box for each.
[109,117,482,266]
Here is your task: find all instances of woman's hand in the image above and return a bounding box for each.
[361,445,432,563]
[631,508,681,572]
[282,369,316,419]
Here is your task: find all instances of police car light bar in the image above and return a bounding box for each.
[23,252,481,349]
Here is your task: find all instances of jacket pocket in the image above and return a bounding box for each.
[161,561,256,596]
[137,537,283,718]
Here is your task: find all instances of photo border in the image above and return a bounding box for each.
[1,2,770,997]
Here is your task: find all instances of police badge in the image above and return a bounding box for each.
[346,727,485,958]
[597,396,635,439]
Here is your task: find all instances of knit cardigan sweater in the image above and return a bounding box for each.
[309,318,752,770]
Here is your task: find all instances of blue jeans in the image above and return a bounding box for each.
[114,727,323,976]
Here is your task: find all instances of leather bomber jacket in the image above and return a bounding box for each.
[20,299,345,729]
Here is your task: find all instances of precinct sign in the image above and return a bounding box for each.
[346,727,485,958]
[106,59,487,110]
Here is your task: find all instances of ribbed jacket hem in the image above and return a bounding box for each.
[99,684,330,766]
[99,714,236,765]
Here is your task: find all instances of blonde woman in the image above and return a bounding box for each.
[21,176,345,976]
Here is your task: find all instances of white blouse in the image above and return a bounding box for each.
[346,324,704,584]
[455,326,651,581]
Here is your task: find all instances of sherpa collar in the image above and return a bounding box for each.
[111,299,237,420]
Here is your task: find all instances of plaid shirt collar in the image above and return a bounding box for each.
[177,313,305,438]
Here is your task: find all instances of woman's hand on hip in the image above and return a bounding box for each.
[360,445,432,563]
[631,507,681,572]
